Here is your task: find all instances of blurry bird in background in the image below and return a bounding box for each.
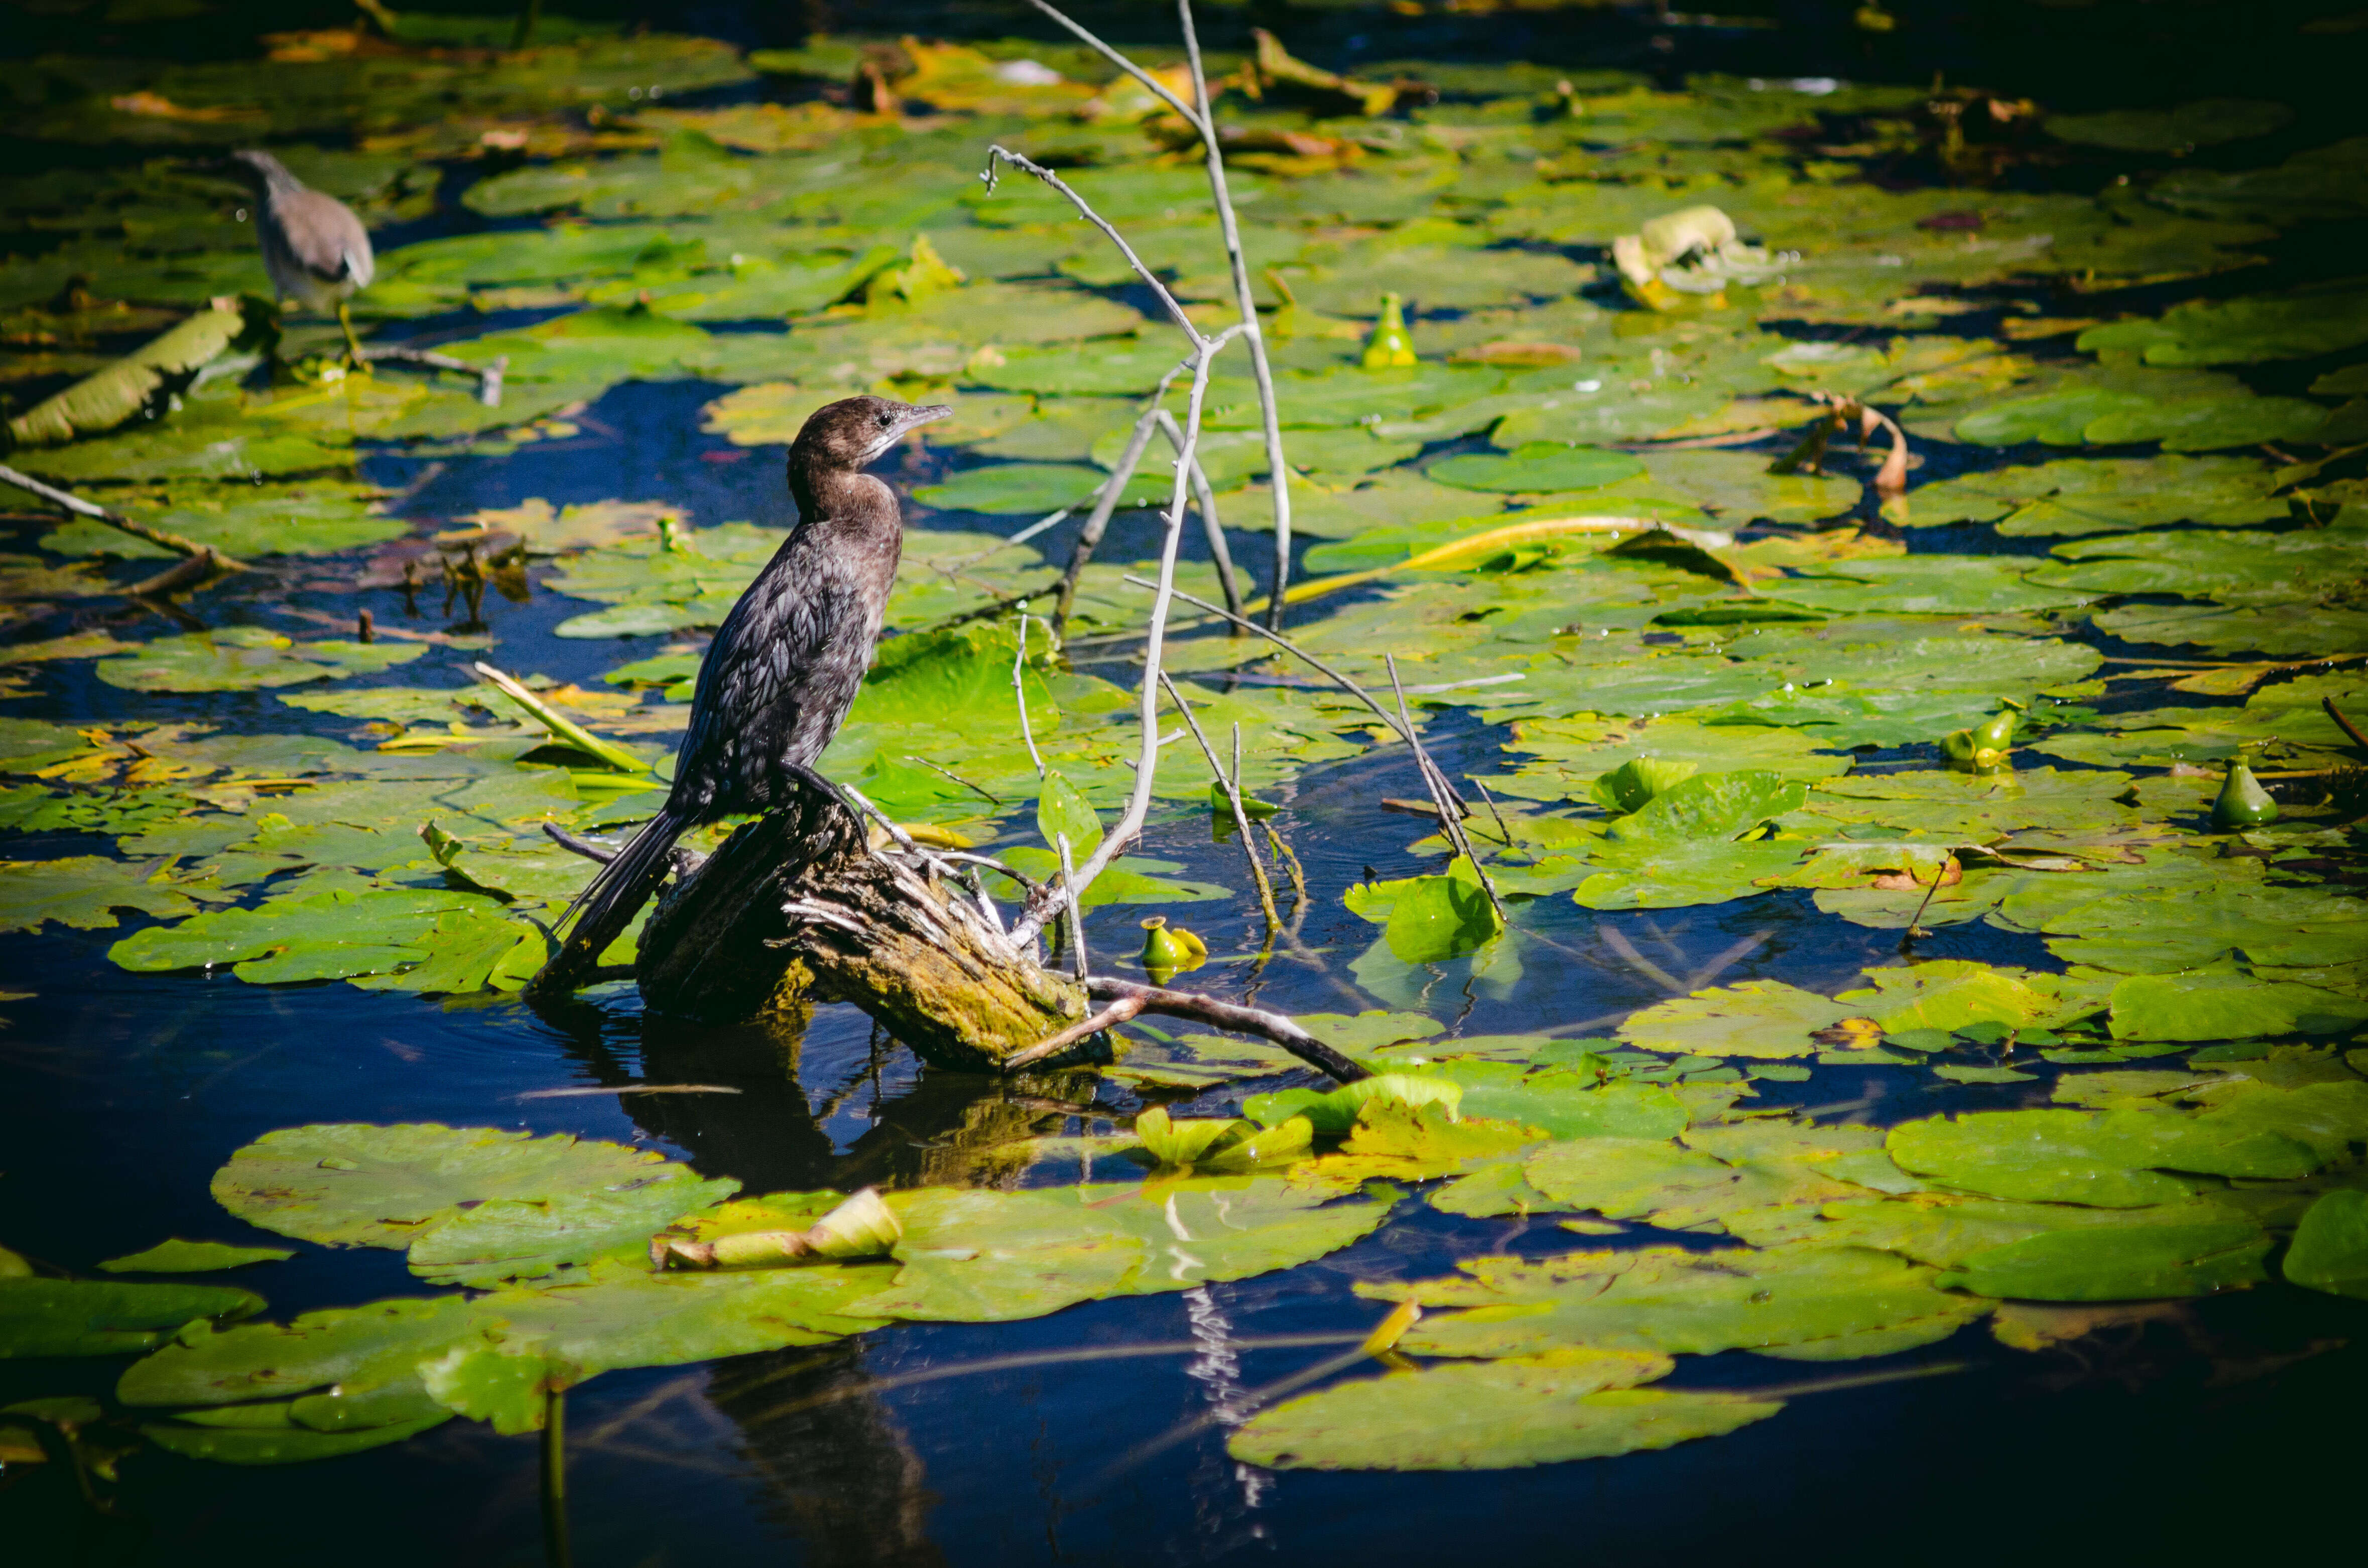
[224,149,375,364]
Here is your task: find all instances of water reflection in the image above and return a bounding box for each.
[707,1344,946,1568]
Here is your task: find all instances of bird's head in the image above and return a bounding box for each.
[220,149,299,195]
[793,396,954,471]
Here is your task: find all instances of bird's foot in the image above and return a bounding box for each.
[790,763,867,833]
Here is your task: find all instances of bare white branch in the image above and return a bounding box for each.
[1023,0,1209,134]
[981,145,1201,340]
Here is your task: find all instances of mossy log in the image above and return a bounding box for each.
[635,781,1090,1071]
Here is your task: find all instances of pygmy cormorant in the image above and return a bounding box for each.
[537,395,953,991]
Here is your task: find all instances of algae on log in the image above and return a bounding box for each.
[635,782,1090,1071]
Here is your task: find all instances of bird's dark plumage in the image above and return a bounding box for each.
[537,395,953,990]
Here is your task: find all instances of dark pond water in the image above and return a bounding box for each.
[6,2,2367,1563]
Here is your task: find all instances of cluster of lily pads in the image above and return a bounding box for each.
[2,9,2366,1484]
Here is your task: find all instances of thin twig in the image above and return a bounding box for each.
[1055,358,1189,633]
[1082,976,1369,1082]
[1055,409,1161,633]
[124,548,228,600]
[1471,777,1514,857]
[1265,823,1308,907]
[1014,606,1046,777]
[359,345,505,406]
[1118,575,1417,748]
[904,754,1003,807]
[1389,655,1506,928]
[1174,0,1296,629]
[1162,674,1281,932]
[0,461,249,570]
[2325,696,2368,754]
[1013,325,1245,948]
[542,822,620,864]
[1685,927,1774,990]
[1153,409,1242,618]
[1004,994,1145,1070]
[1024,0,1209,133]
[982,146,1199,339]
[1055,831,1089,979]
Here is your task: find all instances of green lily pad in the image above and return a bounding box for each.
[1,1277,263,1358]
[1388,1241,1983,1360]
[209,1123,721,1251]
[1228,1357,1782,1473]
[1429,445,1645,494]
[850,1177,1389,1323]
[0,856,199,934]
[1886,1104,2328,1207]
[2046,99,2292,152]
[95,628,424,693]
[1617,980,1856,1060]
[1892,455,2286,537]
[2078,276,2368,366]
[97,1240,294,1274]
[2284,1189,2368,1300]
[1937,1220,2270,1300]
[912,463,1111,515]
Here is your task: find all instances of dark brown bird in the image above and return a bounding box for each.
[537,395,953,991]
[225,149,375,362]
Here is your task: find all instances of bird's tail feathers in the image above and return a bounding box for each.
[534,812,685,992]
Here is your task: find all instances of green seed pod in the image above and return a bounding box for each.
[1969,704,2020,752]
[1140,916,1208,980]
[1362,292,1417,369]
[2210,757,2279,830]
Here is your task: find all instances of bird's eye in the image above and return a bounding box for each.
[877,413,892,427]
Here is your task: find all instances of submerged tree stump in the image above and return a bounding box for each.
[635,781,1089,1071]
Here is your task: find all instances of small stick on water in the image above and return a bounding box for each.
[1004,993,1146,1071]
[357,345,505,406]
[1082,976,1368,1081]
[1162,674,1281,933]
[1014,605,1046,778]
[1056,831,1088,980]
[1470,776,1514,850]
[903,754,1002,807]
[1900,859,1947,948]
[1265,823,1308,907]
[472,662,647,774]
[1388,655,1506,928]
[1119,576,1436,769]
[1,461,248,570]
[124,547,228,601]
[2324,695,2368,754]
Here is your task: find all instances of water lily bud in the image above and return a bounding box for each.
[2210,757,2278,831]
[1362,293,1417,369]
[804,1187,901,1258]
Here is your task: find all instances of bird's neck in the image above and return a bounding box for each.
[790,464,898,537]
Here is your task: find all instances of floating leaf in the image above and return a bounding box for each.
[97,1240,294,1274]
[2284,1190,2368,1301]
[1,1277,263,1358]
[1227,1355,1776,1473]
[209,1124,719,1251]
[1617,980,1856,1060]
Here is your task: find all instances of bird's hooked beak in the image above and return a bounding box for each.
[865,403,953,462]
